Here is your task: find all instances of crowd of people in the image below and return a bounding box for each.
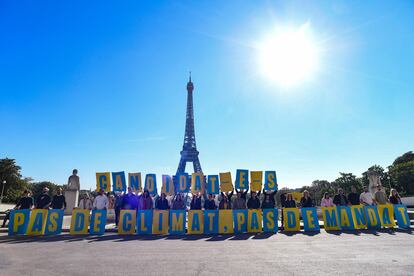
[1,183,404,229]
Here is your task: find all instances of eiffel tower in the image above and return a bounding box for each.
[176,73,202,174]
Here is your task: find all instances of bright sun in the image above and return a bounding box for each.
[258,22,318,87]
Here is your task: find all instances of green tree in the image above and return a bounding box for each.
[0,158,27,203]
[388,151,414,196]
[331,172,362,193]
[29,181,64,202]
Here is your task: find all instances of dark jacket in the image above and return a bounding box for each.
[236,188,249,201]
[263,189,277,205]
[280,193,287,208]
[36,194,51,209]
[219,199,232,209]
[247,197,261,209]
[122,193,139,210]
[51,194,67,209]
[333,194,348,206]
[261,200,275,209]
[155,197,170,210]
[204,199,217,210]
[347,193,360,205]
[190,196,202,210]
[284,199,296,208]
[16,197,34,209]
[300,197,313,208]
[389,195,402,205]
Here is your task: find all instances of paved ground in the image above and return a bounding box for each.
[0,229,413,276]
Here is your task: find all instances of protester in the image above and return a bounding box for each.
[232,191,246,209]
[300,190,314,208]
[261,193,275,209]
[1,209,11,228]
[262,189,277,206]
[221,190,234,204]
[155,193,170,210]
[140,190,153,210]
[78,193,93,210]
[171,194,186,210]
[389,189,402,205]
[114,192,123,226]
[51,188,67,210]
[204,194,217,210]
[374,186,389,205]
[190,193,202,210]
[93,189,109,210]
[347,186,360,205]
[320,193,335,207]
[235,187,249,201]
[15,190,34,210]
[247,191,261,209]
[280,192,287,229]
[108,194,115,209]
[360,186,375,205]
[121,187,139,210]
[333,188,348,206]
[284,193,296,208]
[36,187,52,209]
[219,193,232,209]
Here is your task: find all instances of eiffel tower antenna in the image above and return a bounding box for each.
[176,74,202,174]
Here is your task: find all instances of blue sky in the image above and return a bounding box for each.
[1,1,413,190]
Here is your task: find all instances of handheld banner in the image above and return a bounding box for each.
[247,209,262,233]
[153,210,169,234]
[393,204,410,229]
[337,206,355,230]
[44,209,64,235]
[144,174,157,196]
[250,171,263,192]
[8,209,30,236]
[322,207,340,231]
[188,210,204,234]
[364,205,381,229]
[112,171,126,192]
[351,205,367,229]
[283,208,300,231]
[128,173,142,193]
[235,169,249,190]
[118,210,136,235]
[207,175,220,195]
[137,210,153,234]
[90,209,107,235]
[302,207,320,232]
[191,172,205,194]
[96,172,111,192]
[378,204,396,228]
[161,175,174,196]
[219,210,234,234]
[176,173,190,193]
[264,171,277,191]
[26,209,47,236]
[233,209,247,233]
[204,210,219,234]
[70,209,90,235]
[263,209,278,232]
[170,210,186,235]
[219,172,233,193]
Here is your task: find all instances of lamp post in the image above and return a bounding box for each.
[0,180,5,205]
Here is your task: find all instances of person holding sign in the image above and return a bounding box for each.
[285,193,296,208]
[360,186,375,205]
[374,186,389,205]
[320,193,335,207]
[219,193,232,210]
[155,193,170,210]
[261,193,275,209]
[93,189,108,210]
[172,194,186,210]
[204,194,217,210]
[51,188,67,210]
[36,187,52,209]
[262,189,277,206]
[389,189,402,205]
[190,194,202,210]
[300,190,314,208]
[235,187,249,201]
[333,188,348,206]
[347,186,360,205]
[121,187,139,210]
[139,190,153,210]
[247,191,261,209]
[232,192,247,209]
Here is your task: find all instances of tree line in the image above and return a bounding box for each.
[0,151,413,204]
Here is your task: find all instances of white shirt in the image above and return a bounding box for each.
[360,192,374,205]
[93,195,108,210]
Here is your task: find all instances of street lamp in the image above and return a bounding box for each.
[0,180,5,205]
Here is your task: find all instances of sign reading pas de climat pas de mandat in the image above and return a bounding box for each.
[7,170,411,236]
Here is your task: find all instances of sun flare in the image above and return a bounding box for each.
[258,22,319,87]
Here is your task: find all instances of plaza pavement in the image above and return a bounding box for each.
[0,228,413,276]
